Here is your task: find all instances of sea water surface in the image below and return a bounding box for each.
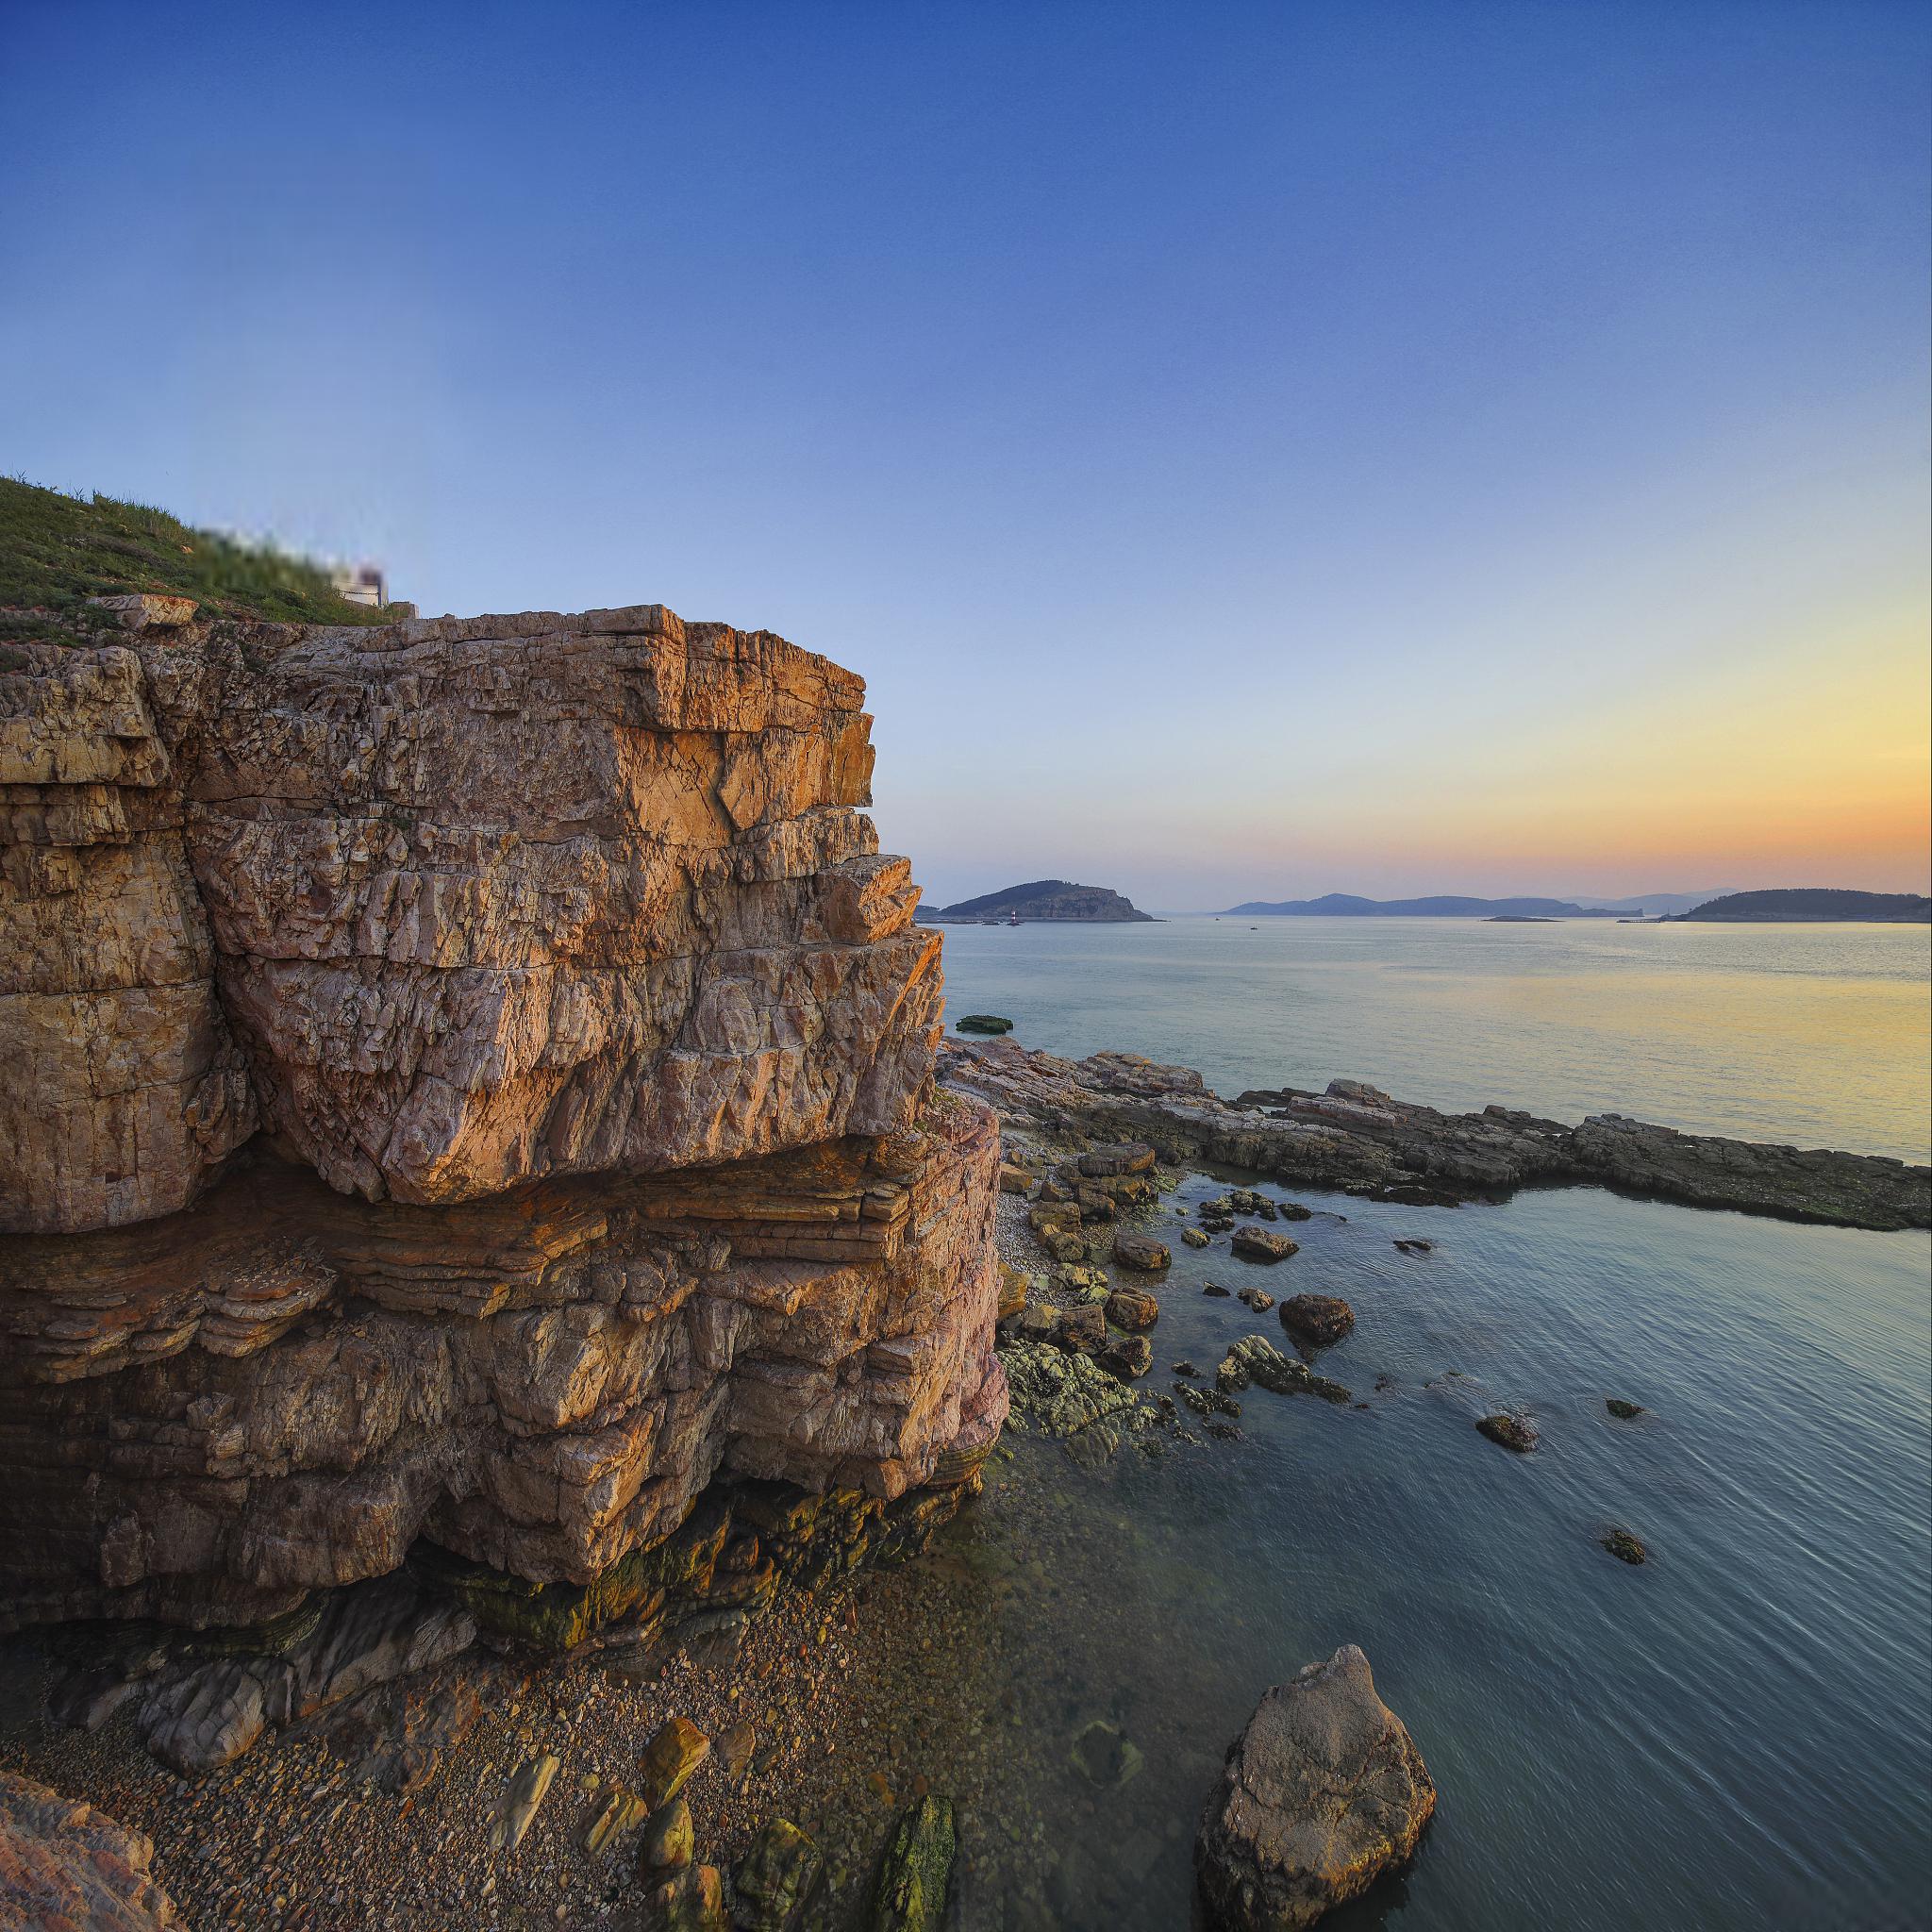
[919,918,1932,1930]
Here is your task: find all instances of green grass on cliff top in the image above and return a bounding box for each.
[0,475,408,645]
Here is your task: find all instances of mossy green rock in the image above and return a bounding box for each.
[732,1818,823,1930]
[955,1014,1013,1035]
[870,1795,957,1932]
[639,1717,710,1812]
[641,1797,693,1871]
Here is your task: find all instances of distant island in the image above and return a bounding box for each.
[1225,892,1621,918]
[1668,889,1931,924]
[919,878,1156,923]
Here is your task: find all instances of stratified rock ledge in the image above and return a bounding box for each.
[941,1040,1930,1230]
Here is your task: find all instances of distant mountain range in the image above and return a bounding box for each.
[1224,892,1624,918]
[1557,888,1738,917]
[1667,889,1930,924]
[919,878,1156,923]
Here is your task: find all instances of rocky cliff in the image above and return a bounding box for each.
[0,605,1005,1639]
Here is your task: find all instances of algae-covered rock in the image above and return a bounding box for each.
[641,1797,694,1872]
[639,1717,710,1812]
[1279,1294,1354,1346]
[1476,1413,1538,1453]
[644,1861,726,1931]
[1069,1720,1144,1789]
[1221,1336,1311,1397]
[955,1014,1014,1035]
[1601,1528,1647,1565]
[870,1794,957,1931]
[1095,1333,1154,1382]
[731,1817,823,1930]
[1605,1398,1644,1420]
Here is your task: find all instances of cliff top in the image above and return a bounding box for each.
[0,475,409,650]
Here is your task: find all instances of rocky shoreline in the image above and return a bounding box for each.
[941,1037,1930,1231]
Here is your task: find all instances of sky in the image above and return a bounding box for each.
[3,1,1926,911]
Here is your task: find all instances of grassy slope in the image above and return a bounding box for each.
[0,475,407,645]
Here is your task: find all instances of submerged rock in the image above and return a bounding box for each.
[644,1861,726,1931]
[641,1797,695,1872]
[488,1753,558,1853]
[1231,1225,1298,1263]
[1195,1645,1435,1931]
[1605,1398,1644,1420]
[1601,1528,1647,1565]
[1279,1294,1355,1347]
[731,1818,823,1930]
[639,1717,711,1813]
[1476,1413,1538,1454]
[1070,1719,1145,1788]
[870,1794,957,1931]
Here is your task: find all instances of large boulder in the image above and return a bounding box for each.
[1195,1645,1434,1930]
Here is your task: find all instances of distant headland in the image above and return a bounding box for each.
[1667,889,1931,924]
[919,879,1156,923]
[1224,892,1622,918]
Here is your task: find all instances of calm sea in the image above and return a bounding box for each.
[925,917,1932,1931]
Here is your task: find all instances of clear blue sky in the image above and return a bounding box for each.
[4,1,1926,908]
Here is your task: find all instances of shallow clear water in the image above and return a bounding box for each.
[932,915,1932,1162]
[921,917,1932,1929]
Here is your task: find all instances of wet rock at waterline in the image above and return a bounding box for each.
[1606,1398,1645,1420]
[1095,1332,1155,1381]
[1182,1226,1212,1248]
[1106,1285,1160,1331]
[955,1014,1014,1035]
[1237,1286,1275,1312]
[1231,1226,1299,1263]
[1476,1413,1539,1453]
[1195,1645,1435,1931]
[1113,1230,1173,1271]
[1601,1528,1647,1565]
[1279,1294,1355,1347]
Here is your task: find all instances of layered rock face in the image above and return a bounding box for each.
[0,607,1002,1632]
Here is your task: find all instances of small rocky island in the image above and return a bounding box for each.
[919,879,1155,922]
[1667,888,1931,923]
